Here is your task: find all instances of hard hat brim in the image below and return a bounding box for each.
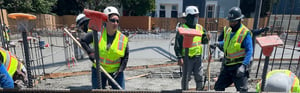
[76,17,90,27]
[227,14,244,21]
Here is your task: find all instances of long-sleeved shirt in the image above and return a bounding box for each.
[80,31,129,72]
[174,24,209,59]
[0,64,14,88]
[217,25,253,65]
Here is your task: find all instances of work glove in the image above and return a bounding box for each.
[261,27,270,32]
[113,71,120,78]
[209,42,219,49]
[88,52,95,62]
[177,58,184,66]
[236,64,247,78]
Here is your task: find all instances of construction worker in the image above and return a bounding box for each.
[174,6,209,91]
[0,48,14,88]
[1,24,10,50]
[76,13,91,33]
[79,6,129,89]
[213,7,253,92]
[75,13,91,59]
[0,47,27,88]
[256,70,300,92]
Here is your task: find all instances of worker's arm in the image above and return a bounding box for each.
[79,32,94,54]
[118,44,129,72]
[0,64,14,88]
[252,27,269,37]
[241,32,253,65]
[217,31,225,51]
[201,29,209,44]
[174,31,183,59]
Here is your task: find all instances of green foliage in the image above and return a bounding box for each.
[51,0,83,16]
[32,0,57,14]
[1,0,56,14]
[121,0,155,16]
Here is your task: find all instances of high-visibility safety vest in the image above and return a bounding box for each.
[92,29,128,73]
[0,47,18,77]
[181,24,204,57]
[223,24,251,66]
[256,70,300,92]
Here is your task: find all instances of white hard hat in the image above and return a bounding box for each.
[103,6,120,17]
[185,6,199,15]
[76,14,86,22]
[76,13,90,27]
[264,73,292,92]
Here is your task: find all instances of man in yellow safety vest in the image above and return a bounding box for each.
[214,7,253,92]
[174,6,210,91]
[79,6,129,89]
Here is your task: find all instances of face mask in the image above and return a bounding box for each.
[82,21,89,33]
[185,14,198,28]
[193,17,198,26]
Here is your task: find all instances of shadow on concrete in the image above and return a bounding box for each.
[67,85,92,90]
[129,46,177,61]
[31,46,177,71]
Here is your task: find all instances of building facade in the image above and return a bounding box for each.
[155,0,183,18]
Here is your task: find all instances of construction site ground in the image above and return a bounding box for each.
[8,33,300,92]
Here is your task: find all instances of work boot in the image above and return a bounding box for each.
[196,82,203,91]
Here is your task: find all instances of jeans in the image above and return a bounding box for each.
[214,64,248,92]
[91,67,125,89]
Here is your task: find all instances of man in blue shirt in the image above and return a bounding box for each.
[214,7,253,92]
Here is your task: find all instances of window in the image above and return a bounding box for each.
[160,5,166,17]
[206,5,215,18]
[171,5,178,18]
[172,5,177,10]
[160,11,165,17]
[160,5,165,10]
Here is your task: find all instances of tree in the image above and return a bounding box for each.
[121,0,155,16]
[51,0,83,16]
[0,0,56,14]
[32,0,56,14]
[83,0,121,12]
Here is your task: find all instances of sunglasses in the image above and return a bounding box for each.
[109,19,119,23]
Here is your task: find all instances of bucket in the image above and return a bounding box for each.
[39,40,45,49]
[183,36,194,48]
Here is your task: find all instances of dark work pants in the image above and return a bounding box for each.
[91,67,125,89]
[214,64,248,92]
[181,56,203,91]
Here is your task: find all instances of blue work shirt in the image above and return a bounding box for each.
[218,25,253,65]
[0,64,14,88]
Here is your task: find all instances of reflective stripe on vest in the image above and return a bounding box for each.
[100,57,121,64]
[93,29,128,73]
[224,26,232,42]
[181,24,204,57]
[191,40,202,47]
[223,24,249,65]
[237,28,247,43]
[227,49,246,59]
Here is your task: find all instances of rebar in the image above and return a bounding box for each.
[278,0,288,69]
[279,0,294,69]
